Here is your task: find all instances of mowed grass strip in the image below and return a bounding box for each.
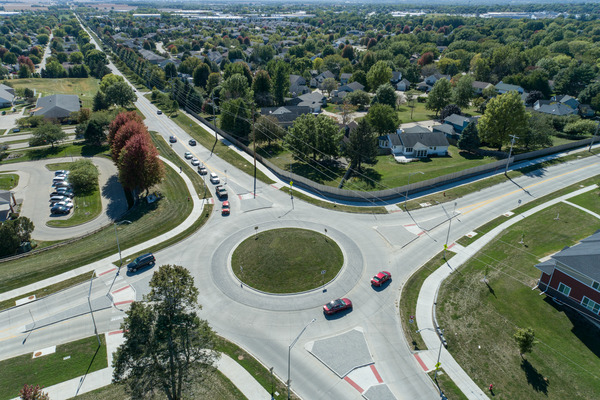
[0,335,107,400]
[2,142,109,164]
[0,173,19,189]
[566,187,600,214]
[437,203,600,399]
[231,228,343,293]
[45,162,102,227]
[0,163,192,293]
[279,186,388,214]
[7,78,100,108]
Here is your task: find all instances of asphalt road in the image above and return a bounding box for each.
[1,18,596,400]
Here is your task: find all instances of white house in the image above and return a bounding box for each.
[379,126,449,159]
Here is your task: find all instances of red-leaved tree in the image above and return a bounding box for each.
[111,120,149,162]
[118,133,164,195]
[19,384,49,400]
[108,111,143,147]
[17,56,35,73]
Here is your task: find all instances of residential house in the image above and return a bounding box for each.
[31,94,80,120]
[379,126,449,158]
[433,123,458,142]
[139,49,166,65]
[290,75,310,97]
[260,106,312,129]
[159,59,181,70]
[535,231,600,324]
[533,100,552,110]
[495,81,524,94]
[424,73,450,86]
[286,91,326,113]
[0,84,15,107]
[396,79,411,91]
[340,73,352,85]
[310,70,335,89]
[338,81,364,93]
[472,81,493,95]
[535,103,577,116]
[444,114,476,135]
[390,71,403,85]
[553,95,579,110]
[578,104,595,118]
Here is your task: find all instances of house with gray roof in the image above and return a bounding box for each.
[379,127,449,158]
[0,84,15,107]
[472,81,493,95]
[495,81,524,94]
[290,75,310,97]
[260,106,311,128]
[32,94,80,120]
[340,73,352,85]
[286,91,326,113]
[396,79,411,91]
[139,49,166,65]
[444,114,477,134]
[535,103,577,116]
[535,231,600,324]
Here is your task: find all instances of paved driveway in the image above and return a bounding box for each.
[0,108,26,132]
[0,156,127,240]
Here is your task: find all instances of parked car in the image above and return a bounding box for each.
[54,170,69,176]
[323,298,352,315]
[127,253,156,273]
[184,152,193,159]
[210,173,220,184]
[12,128,19,133]
[54,182,72,189]
[216,185,228,199]
[221,200,230,216]
[50,195,68,204]
[189,139,196,146]
[371,271,392,287]
[169,135,177,143]
[56,200,74,209]
[197,165,207,175]
[52,190,74,198]
[157,110,162,115]
[191,158,200,166]
[50,204,70,215]
[52,176,67,184]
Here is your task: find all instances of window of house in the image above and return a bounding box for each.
[582,296,600,314]
[557,282,571,297]
[592,281,599,290]
[406,147,413,152]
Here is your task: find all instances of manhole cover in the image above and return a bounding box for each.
[238,355,244,361]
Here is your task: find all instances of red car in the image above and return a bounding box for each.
[323,298,352,315]
[371,271,392,287]
[221,200,230,216]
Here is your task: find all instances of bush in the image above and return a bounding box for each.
[68,159,99,195]
[563,119,597,136]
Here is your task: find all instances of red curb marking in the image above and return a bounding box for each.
[109,330,124,335]
[414,354,428,371]
[370,365,384,383]
[404,223,416,226]
[98,268,117,276]
[344,376,364,393]
[238,194,243,199]
[114,300,134,306]
[112,285,131,294]
[417,231,425,236]
[271,184,279,189]
[448,243,456,249]
[389,210,402,213]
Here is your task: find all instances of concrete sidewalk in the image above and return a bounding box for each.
[414,184,599,400]
[0,156,207,303]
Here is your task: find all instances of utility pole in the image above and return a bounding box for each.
[252,103,257,199]
[504,134,518,175]
[589,119,599,152]
[211,94,218,154]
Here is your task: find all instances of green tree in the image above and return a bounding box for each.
[104,82,137,108]
[426,78,452,117]
[206,73,221,95]
[253,115,284,145]
[192,63,210,88]
[457,121,480,152]
[478,91,530,151]
[322,77,338,96]
[367,60,392,92]
[285,114,342,161]
[84,119,106,145]
[92,90,109,111]
[452,75,474,109]
[373,83,397,108]
[113,265,218,400]
[220,98,252,138]
[69,51,83,64]
[69,159,99,195]
[222,73,250,100]
[29,123,67,148]
[344,119,378,171]
[252,69,272,107]
[345,90,370,110]
[513,327,536,358]
[0,222,20,257]
[519,113,553,151]
[41,60,67,78]
[164,62,177,79]
[99,74,125,92]
[271,61,290,106]
[11,216,34,243]
[365,103,399,135]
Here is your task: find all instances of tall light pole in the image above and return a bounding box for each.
[589,119,599,152]
[405,171,424,210]
[504,134,518,175]
[416,327,445,394]
[288,318,316,400]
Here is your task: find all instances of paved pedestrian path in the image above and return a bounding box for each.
[414,184,598,400]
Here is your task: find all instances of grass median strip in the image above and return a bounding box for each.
[0,173,19,189]
[0,335,107,400]
[279,186,388,214]
[1,142,109,164]
[428,371,468,400]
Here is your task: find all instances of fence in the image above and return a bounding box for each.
[185,107,596,203]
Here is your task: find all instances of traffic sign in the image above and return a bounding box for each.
[409,315,414,324]
[321,270,326,275]
[435,362,441,369]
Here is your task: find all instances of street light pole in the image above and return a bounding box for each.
[405,171,424,210]
[288,318,316,400]
[504,134,518,175]
[416,327,446,395]
[589,119,599,152]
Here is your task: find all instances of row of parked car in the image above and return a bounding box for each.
[50,170,74,215]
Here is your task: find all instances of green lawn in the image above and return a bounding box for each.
[279,186,388,214]
[567,187,600,214]
[1,142,109,164]
[231,228,343,293]
[45,162,102,228]
[0,162,193,293]
[7,78,100,108]
[0,335,107,400]
[0,173,18,189]
[399,251,454,352]
[397,102,480,124]
[147,94,275,185]
[430,371,469,400]
[437,203,600,400]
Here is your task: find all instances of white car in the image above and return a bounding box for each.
[191,158,200,166]
[210,173,220,184]
[56,200,74,209]
[184,152,193,159]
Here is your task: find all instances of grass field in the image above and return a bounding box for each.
[45,162,102,227]
[0,335,107,400]
[567,187,600,214]
[231,228,343,293]
[7,78,100,108]
[279,186,388,214]
[1,142,109,164]
[0,162,193,293]
[0,173,18,189]
[437,203,600,399]
[430,371,469,400]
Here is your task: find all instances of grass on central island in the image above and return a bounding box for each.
[231,228,343,293]
[0,173,19,190]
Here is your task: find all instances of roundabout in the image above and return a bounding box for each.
[209,219,365,311]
